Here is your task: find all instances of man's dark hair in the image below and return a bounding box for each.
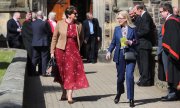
[65,5,77,18]
[136,4,145,10]
[160,3,173,14]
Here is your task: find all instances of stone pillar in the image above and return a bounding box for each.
[93,0,106,49]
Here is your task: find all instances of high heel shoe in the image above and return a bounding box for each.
[68,100,74,104]
[114,94,121,104]
[129,99,134,107]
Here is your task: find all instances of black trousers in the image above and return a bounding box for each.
[137,49,152,83]
[31,46,50,75]
[86,36,96,61]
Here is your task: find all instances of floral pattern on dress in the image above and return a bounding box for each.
[54,21,89,90]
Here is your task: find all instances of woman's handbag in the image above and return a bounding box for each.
[46,57,57,76]
[124,51,137,61]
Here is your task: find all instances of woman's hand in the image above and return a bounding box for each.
[106,52,111,60]
[51,53,55,58]
[124,40,133,46]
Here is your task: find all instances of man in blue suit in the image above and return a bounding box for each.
[31,11,52,76]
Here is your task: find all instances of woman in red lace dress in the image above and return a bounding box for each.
[50,6,89,104]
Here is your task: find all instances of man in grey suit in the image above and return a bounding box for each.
[31,11,52,76]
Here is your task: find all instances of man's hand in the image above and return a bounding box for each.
[97,37,100,41]
[84,40,87,44]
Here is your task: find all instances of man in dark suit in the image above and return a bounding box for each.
[7,12,22,48]
[22,11,33,76]
[134,4,156,86]
[83,12,100,63]
[31,11,52,76]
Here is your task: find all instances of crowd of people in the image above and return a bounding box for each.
[6,2,180,107]
[106,3,180,107]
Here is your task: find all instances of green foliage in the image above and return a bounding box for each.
[0,50,15,83]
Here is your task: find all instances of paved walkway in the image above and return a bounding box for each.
[23,63,180,108]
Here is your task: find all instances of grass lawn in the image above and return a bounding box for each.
[0,50,15,83]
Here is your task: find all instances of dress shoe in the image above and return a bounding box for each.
[129,99,134,107]
[161,95,178,101]
[137,82,153,87]
[161,95,168,100]
[114,94,121,104]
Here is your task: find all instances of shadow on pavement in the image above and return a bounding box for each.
[23,73,46,108]
[74,94,115,102]
[134,97,161,106]
[42,85,61,93]
[85,71,97,74]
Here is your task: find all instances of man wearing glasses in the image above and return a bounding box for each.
[159,3,180,101]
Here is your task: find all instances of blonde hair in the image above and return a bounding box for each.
[118,10,135,28]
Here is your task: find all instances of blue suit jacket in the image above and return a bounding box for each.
[32,19,52,46]
[108,26,137,63]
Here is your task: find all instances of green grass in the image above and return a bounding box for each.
[0,50,15,83]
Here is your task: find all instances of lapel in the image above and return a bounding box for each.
[12,19,19,28]
[62,20,68,38]
[127,26,132,39]
[86,20,90,32]
[116,26,122,41]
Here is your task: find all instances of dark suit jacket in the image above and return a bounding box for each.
[108,26,137,63]
[32,19,52,46]
[136,12,156,49]
[6,18,22,47]
[83,18,100,41]
[22,20,33,57]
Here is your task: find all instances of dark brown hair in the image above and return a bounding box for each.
[160,3,173,14]
[65,5,77,18]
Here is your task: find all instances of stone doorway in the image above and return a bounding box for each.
[70,0,91,22]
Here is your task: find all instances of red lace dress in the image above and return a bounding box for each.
[54,21,89,90]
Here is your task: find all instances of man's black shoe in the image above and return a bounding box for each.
[137,82,153,87]
[161,95,168,100]
[129,99,135,107]
[161,95,178,101]
[114,94,121,104]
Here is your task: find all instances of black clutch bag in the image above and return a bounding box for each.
[124,51,137,61]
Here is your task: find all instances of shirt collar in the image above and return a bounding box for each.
[13,18,18,22]
[166,14,172,20]
[141,11,146,17]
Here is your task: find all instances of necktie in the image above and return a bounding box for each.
[16,21,21,28]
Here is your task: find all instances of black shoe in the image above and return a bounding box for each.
[137,82,153,86]
[86,60,91,63]
[114,94,121,104]
[161,95,178,101]
[161,95,168,100]
[129,99,134,107]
